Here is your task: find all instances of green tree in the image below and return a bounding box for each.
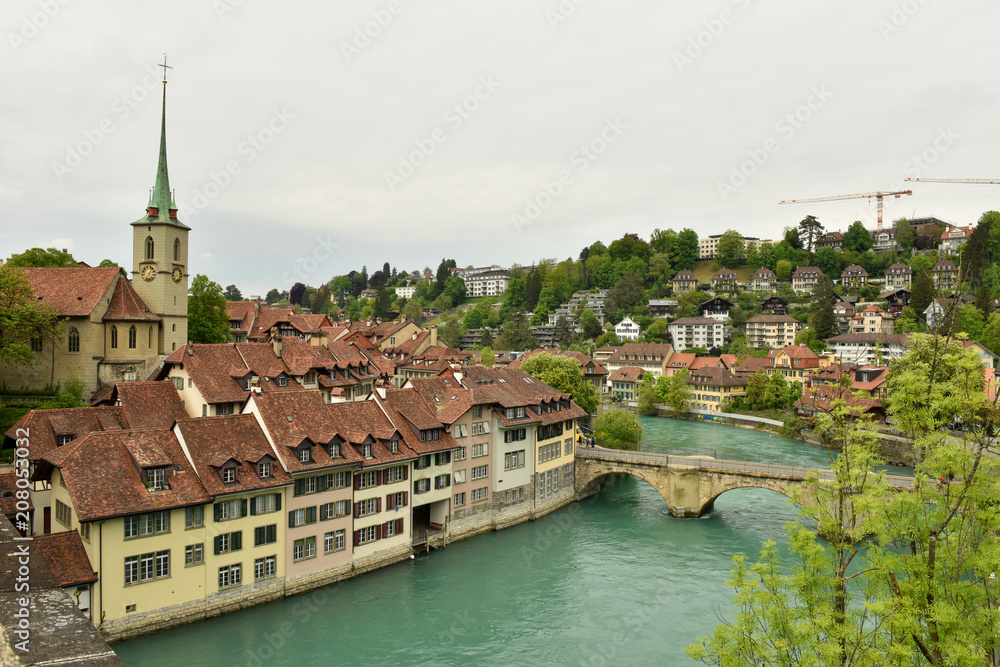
[188,274,231,343]
[774,259,793,282]
[637,373,656,415]
[606,273,644,318]
[797,215,824,253]
[689,376,886,666]
[0,266,64,366]
[39,378,87,409]
[6,247,77,268]
[663,368,691,415]
[894,218,915,254]
[518,353,599,415]
[842,220,873,252]
[265,288,281,304]
[674,229,699,270]
[497,312,537,351]
[480,346,494,366]
[743,371,768,409]
[505,273,527,309]
[809,274,838,341]
[401,299,422,323]
[223,284,243,301]
[764,371,787,409]
[593,409,641,450]
[910,268,935,315]
[783,227,802,250]
[98,259,119,268]
[463,308,484,330]
[716,230,746,268]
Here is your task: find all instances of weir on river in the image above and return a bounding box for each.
[112,416,911,667]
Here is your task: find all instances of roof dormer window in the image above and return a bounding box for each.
[222,465,237,484]
[145,467,167,491]
[298,446,311,463]
[57,434,74,447]
[258,460,272,479]
[277,376,288,388]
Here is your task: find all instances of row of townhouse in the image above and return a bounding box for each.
[14,367,587,640]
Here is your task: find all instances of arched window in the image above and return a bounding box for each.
[145,236,154,260]
[68,327,79,353]
[128,326,137,349]
[110,325,118,349]
[174,238,180,261]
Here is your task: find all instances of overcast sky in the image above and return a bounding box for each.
[3,1,999,296]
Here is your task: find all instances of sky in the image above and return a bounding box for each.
[3,0,1000,297]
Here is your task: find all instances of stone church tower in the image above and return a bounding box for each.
[131,61,189,354]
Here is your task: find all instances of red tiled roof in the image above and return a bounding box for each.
[608,367,644,382]
[327,399,419,467]
[687,366,746,388]
[249,391,368,472]
[735,357,771,375]
[5,407,128,461]
[34,531,97,587]
[175,414,293,497]
[19,266,123,317]
[102,277,160,322]
[666,353,696,368]
[40,428,211,521]
[747,314,801,324]
[462,366,587,425]
[226,301,259,334]
[112,381,188,429]
[408,377,475,424]
[796,385,883,415]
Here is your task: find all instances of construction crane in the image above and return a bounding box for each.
[779,190,912,232]
[906,178,1000,185]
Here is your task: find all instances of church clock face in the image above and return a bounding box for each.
[141,265,156,282]
[172,267,183,283]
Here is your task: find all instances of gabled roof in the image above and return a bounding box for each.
[111,381,188,429]
[795,385,883,416]
[747,314,801,324]
[711,270,736,280]
[5,407,128,461]
[102,277,160,322]
[842,264,869,277]
[886,263,912,274]
[162,343,304,404]
[226,301,259,334]
[40,428,211,521]
[462,366,587,425]
[605,343,674,364]
[0,473,31,515]
[672,270,695,280]
[669,317,718,326]
[735,357,771,375]
[769,344,821,361]
[19,266,123,317]
[666,352,697,368]
[608,367,644,382]
[249,391,367,472]
[408,377,475,424]
[686,366,746,388]
[380,388,459,454]
[175,414,293,497]
[33,531,97,587]
[791,266,821,278]
[326,400,418,467]
[932,259,958,271]
[750,268,776,280]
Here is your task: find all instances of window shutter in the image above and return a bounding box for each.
[395,518,403,534]
[214,535,222,555]
[386,493,394,510]
[376,497,382,513]
[353,502,360,519]
[268,525,276,542]
[446,474,451,487]
[250,498,257,516]
[375,470,382,485]
[354,474,361,490]
[275,493,281,511]
[255,526,263,545]
[317,475,328,492]
[403,466,408,481]
[214,503,222,522]
[288,511,296,528]
[232,531,242,550]
[403,491,408,507]
[240,499,247,518]
[306,506,316,524]
[353,529,360,547]
[375,524,382,540]
[384,520,391,536]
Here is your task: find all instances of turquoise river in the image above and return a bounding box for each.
[113,416,893,666]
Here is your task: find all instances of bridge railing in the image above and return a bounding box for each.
[576,446,914,488]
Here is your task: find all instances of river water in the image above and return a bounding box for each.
[112,417,854,666]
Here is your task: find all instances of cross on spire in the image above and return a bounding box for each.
[158,52,172,84]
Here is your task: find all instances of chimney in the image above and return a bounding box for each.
[186,344,194,357]
[412,331,417,341]
[272,335,283,358]
[430,325,438,348]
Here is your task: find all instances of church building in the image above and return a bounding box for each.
[1,65,189,397]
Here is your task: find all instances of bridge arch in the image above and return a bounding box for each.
[576,467,671,507]
[698,480,799,516]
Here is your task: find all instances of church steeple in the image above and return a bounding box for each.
[133,54,188,229]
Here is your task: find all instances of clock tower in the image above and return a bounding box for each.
[132,56,189,354]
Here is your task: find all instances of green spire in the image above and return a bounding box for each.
[133,55,188,228]
[149,80,173,221]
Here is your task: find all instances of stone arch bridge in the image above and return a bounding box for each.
[575,447,912,518]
